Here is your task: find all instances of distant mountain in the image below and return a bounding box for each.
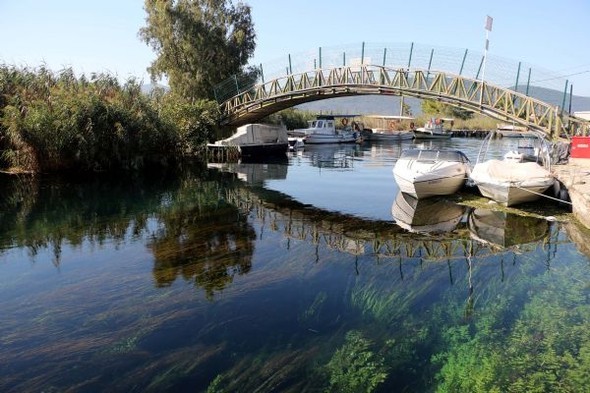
[511,85,590,113]
[296,87,590,116]
[140,83,169,94]
[297,95,422,117]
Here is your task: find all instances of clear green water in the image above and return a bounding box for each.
[1,138,589,392]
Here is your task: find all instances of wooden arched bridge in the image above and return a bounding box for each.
[218,64,588,138]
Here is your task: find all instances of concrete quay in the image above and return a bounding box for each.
[552,158,590,229]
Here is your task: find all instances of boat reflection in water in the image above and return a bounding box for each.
[468,208,549,248]
[301,143,360,169]
[207,156,288,185]
[391,191,467,234]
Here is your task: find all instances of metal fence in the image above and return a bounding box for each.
[214,42,573,111]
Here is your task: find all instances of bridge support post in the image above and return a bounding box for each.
[407,42,414,69]
[514,62,521,93]
[361,42,365,65]
[459,49,468,75]
[525,68,531,96]
[561,80,569,115]
[426,49,434,83]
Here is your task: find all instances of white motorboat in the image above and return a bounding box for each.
[469,159,554,206]
[413,118,453,139]
[391,192,466,234]
[293,116,359,144]
[392,149,470,199]
[469,133,555,207]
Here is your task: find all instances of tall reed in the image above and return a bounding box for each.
[0,65,219,173]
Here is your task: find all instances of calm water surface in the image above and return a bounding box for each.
[1,138,590,392]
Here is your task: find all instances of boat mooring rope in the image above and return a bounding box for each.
[513,183,573,205]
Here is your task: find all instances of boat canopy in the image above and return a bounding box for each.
[400,149,469,162]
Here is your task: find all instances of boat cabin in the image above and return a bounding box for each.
[309,117,335,131]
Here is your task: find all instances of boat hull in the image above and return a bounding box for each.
[304,133,358,144]
[393,156,469,199]
[413,129,452,139]
[239,143,288,157]
[365,130,414,141]
[473,180,554,206]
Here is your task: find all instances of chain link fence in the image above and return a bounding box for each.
[214,42,573,110]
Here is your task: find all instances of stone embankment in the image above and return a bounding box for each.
[552,158,590,229]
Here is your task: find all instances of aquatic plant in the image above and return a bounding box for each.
[325,330,388,393]
[432,246,590,392]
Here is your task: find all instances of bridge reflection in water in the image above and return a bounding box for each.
[211,159,560,266]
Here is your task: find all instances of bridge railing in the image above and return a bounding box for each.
[214,42,575,112]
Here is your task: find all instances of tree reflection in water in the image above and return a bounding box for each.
[149,203,255,299]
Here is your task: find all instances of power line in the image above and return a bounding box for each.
[530,70,590,84]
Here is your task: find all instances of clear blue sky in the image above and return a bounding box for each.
[1,0,589,96]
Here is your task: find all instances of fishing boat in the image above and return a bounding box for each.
[391,192,466,234]
[293,115,360,144]
[392,149,471,199]
[362,115,415,141]
[413,118,453,139]
[469,133,555,206]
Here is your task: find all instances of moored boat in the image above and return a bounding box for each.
[364,128,414,141]
[413,118,453,139]
[469,133,555,206]
[207,123,289,159]
[469,159,554,206]
[362,115,415,141]
[293,115,360,144]
[392,149,470,199]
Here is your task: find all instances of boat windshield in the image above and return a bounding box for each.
[400,149,468,162]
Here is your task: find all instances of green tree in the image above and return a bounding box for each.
[139,0,257,101]
[421,99,473,120]
[421,99,445,116]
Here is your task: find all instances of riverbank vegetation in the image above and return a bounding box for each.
[0,65,220,173]
[0,0,256,174]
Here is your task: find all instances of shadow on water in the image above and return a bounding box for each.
[0,155,589,392]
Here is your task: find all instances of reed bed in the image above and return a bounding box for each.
[0,65,219,173]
